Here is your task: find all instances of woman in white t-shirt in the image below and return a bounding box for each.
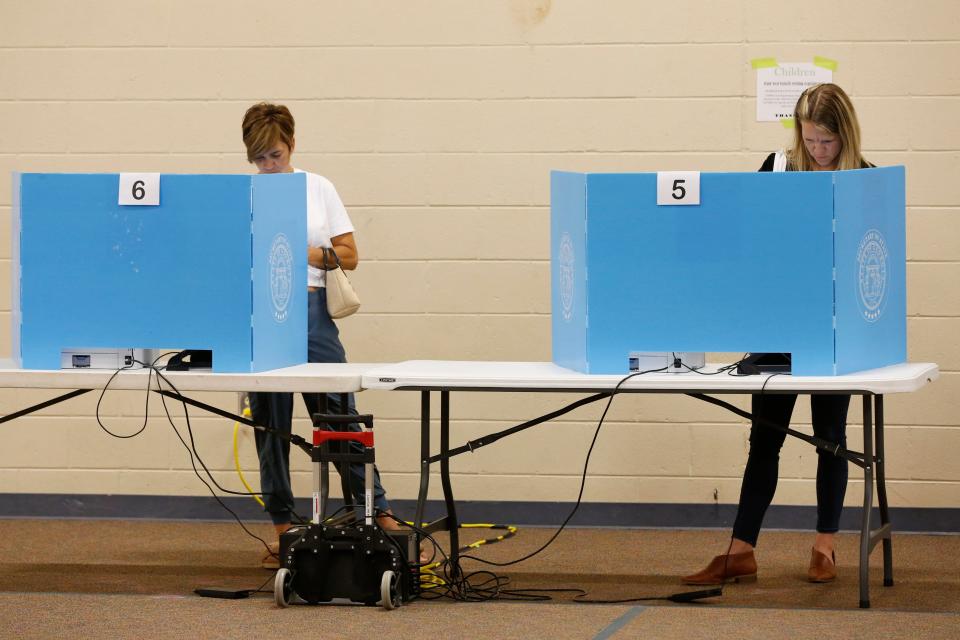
[241,102,396,569]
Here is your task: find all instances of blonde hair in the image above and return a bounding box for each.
[787,83,870,171]
[241,102,295,163]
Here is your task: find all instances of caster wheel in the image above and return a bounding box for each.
[274,568,293,608]
[379,570,400,610]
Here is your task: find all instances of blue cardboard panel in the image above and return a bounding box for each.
[582,172,836,374]
[251,173,308,371]
[11,173,22,366]
[833,166,906,373]
[550,172,588,372]
[14,173,309,372]
[550,169,907,376]
[18,174,253,370]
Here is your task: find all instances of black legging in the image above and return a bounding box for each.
[732,394,850,547]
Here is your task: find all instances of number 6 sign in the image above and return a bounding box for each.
[118,173,161,206]
[656,171,700,206]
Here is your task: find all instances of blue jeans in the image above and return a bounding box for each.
[732,393,850,546]
[250,288,389,525]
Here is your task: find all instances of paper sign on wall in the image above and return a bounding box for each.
[756,63,833,122]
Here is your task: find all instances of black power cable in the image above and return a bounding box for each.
[457,367,665,569]
[99,352,835,605]
[148,364,280,555]
[687,392,866,465]
[93,361,154,439]
[672,354,866,464]
[94,353,309,556]
[398,366,721,604]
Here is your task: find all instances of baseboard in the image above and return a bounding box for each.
[1,494,957,533]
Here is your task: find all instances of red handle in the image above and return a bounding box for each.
[313,430,374,447]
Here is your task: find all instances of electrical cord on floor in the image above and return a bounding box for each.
[93,355,505,602]
[456,367,664,570]
[572,587,724,604]
[373,369,721,604]
[460,523,518,551]
[229,399,523,574]
[109,354,738,605]
[412,522,519,588]
[376,510,515,602]
[569,537,732,605]
[388,508,721,604]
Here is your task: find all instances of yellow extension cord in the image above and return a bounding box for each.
[232,401,264,507]
[418,523,519,588]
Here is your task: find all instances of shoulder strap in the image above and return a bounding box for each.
[772,150,788,172]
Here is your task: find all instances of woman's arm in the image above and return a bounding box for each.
[308,232,359,271]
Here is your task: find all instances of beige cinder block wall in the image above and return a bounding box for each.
[0,1,956,511]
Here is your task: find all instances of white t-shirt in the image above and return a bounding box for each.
[295,169,355,288]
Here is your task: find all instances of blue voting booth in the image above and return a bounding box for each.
[551,168,906,376]
[12,172,308,372]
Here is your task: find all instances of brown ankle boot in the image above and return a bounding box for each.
[807,547,837,583]
[683,550,758,585]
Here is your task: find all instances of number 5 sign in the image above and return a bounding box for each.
[656,171,700,206]
[118,173,160,206]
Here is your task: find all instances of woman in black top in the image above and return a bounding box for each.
[684,84,873,586]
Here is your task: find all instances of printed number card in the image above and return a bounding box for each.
[656,171,700,206]
[118,173,161,206]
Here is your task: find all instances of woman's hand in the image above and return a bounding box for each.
[308,232,358,271]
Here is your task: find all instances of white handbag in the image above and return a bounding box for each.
[325,251,361,319]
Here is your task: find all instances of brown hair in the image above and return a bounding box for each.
[788,83,871,171]
[241,102,295,163]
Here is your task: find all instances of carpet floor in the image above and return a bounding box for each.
[0,519,957,639]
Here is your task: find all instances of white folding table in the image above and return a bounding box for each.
[0,360,372,394]
[0,360,377,524]
[363,360,940,608]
